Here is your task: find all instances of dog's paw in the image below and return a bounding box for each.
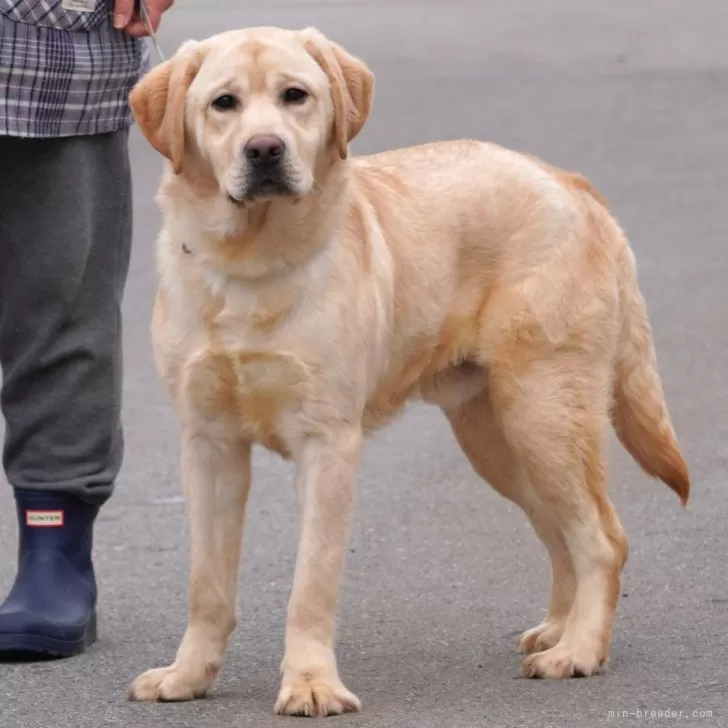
[518,620,565,654]
[522,643,606,679]
[274,674,361,717]
[127,664,216,702]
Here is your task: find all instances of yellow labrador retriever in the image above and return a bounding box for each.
[127,26,690,716]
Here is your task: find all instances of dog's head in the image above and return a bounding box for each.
[129,27,374,204]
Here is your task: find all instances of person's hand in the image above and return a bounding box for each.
[113,0,174,38]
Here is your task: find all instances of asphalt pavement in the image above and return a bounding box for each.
[1,1,727,726]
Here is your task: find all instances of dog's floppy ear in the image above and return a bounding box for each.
[300,28,374,160]
[128,40,204,174]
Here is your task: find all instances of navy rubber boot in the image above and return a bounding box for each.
[0,490,99,659]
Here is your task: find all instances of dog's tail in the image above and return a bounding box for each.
[610,247,690,505]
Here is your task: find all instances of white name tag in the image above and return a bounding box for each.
[26,510,65,527]
[61,0,98,11]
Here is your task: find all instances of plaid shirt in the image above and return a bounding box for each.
[0,0,149,137]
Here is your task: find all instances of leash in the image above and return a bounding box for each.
[137,0,166,62]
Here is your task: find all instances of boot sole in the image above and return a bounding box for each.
[0,610,97,660]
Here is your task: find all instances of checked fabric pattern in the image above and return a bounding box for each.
[0,0,149,137]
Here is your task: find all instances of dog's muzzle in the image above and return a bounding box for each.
[235,134,296,201]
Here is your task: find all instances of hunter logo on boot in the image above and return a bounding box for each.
[26,510,65,527]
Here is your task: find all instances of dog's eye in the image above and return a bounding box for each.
[212,94,238,111]
[282,88,308,104]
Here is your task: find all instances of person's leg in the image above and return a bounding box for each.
[0,131,132,658]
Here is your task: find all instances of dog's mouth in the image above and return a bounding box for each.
[249,177,292,199]
[228,172,298,204]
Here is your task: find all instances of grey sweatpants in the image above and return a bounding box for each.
[0,131,132,506]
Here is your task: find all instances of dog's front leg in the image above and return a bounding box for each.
[129,431,252,702]
[275,427,362,717]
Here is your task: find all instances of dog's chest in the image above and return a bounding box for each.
[179,286,312,455]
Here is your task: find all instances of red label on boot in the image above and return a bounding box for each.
[26,510,65,527]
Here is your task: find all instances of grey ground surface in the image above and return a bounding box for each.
[1,1,727,726]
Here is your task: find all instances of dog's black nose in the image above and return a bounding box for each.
[244,135,285,162]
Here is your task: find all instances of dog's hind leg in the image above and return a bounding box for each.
[445,392,576,657]
[487,351,628,678]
